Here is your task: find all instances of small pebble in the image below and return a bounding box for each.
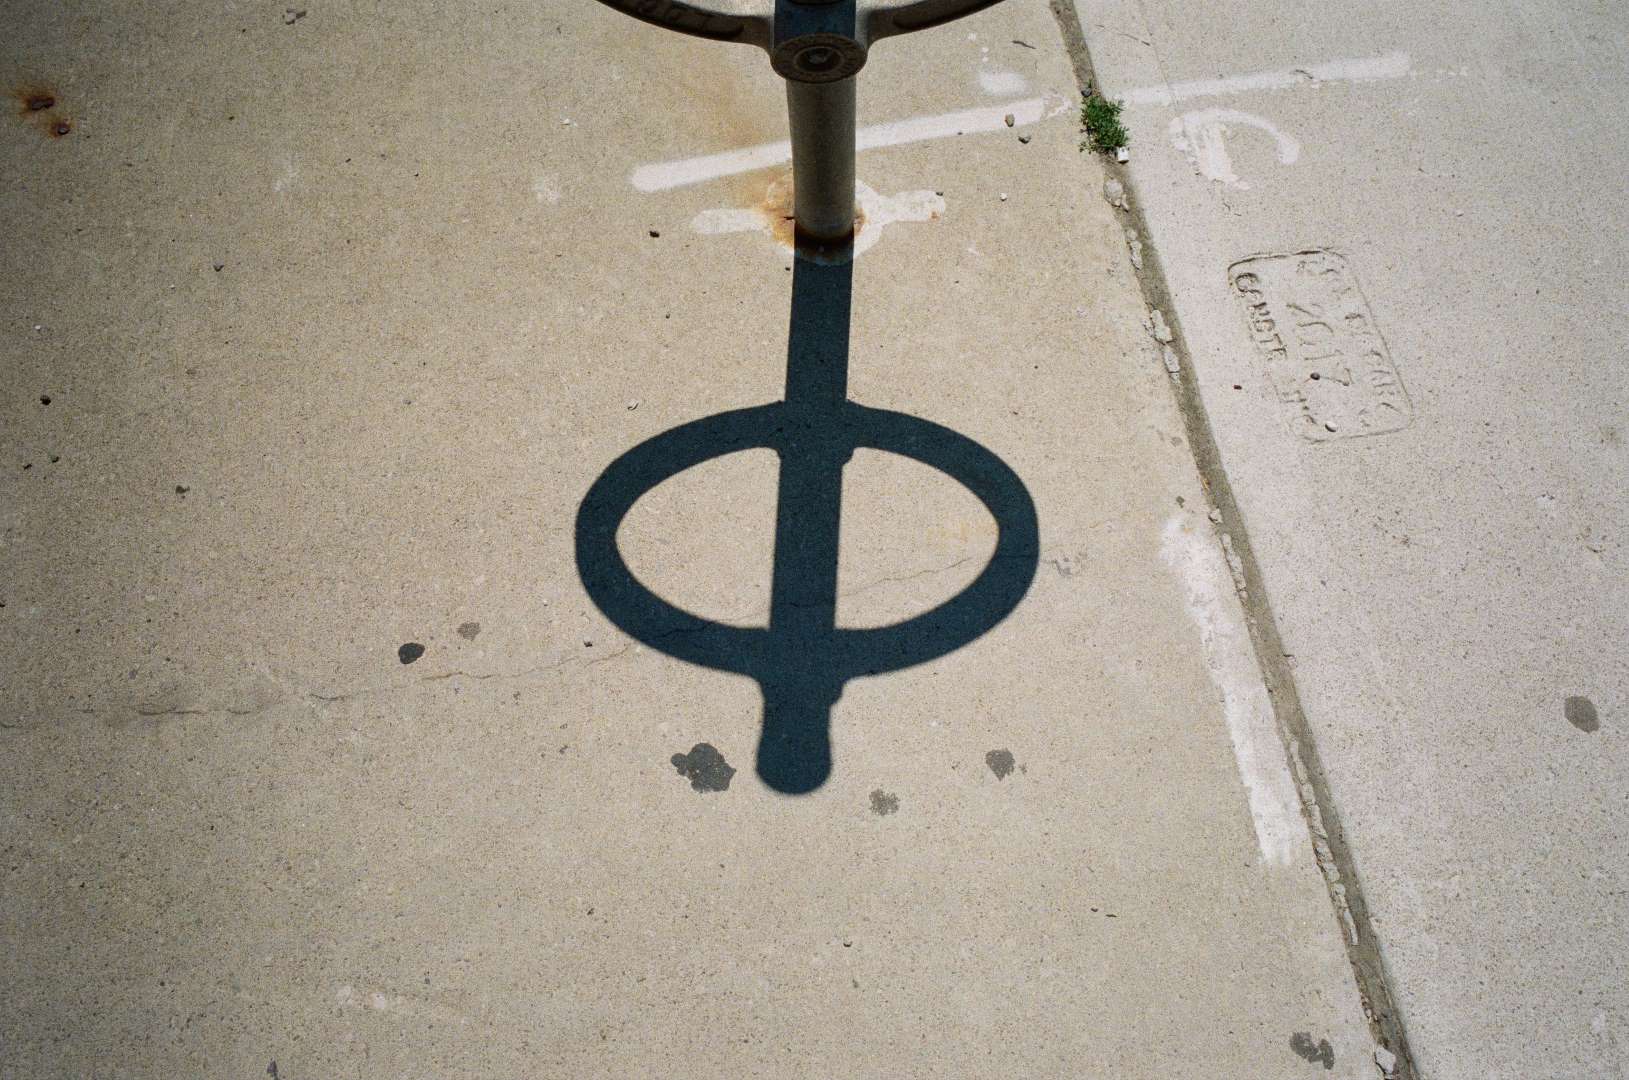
[1017,135,1030,144]
[626,399,640,411]
[999,192,1008,201]
[1150,309,1174,343]
[213,261,225,272]
[1003,113,1015,127]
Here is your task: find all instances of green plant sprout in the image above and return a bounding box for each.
[1080,89,1129,155]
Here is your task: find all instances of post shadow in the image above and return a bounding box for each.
[574,249,1039,794]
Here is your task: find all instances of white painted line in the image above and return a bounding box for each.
[692,180,943,259]
[631,97,1048,193]
[1122,51,1410,107]
[977,69,1029,96]
[1161,515,1310,868]
[633,140,791,194]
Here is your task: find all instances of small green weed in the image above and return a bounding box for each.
[1080,89,1128,155]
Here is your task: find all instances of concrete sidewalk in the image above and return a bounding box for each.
[1071,0,1629,1077]
[4,2,1378,1076]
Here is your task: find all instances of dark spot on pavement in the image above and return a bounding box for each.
[1289,1032,1335,1070]
[457,621,481,640]
[12,85,54,112]
[869,789,899,815]
[39,395,51,406]
[12,86,72,139]
[985,749,1016,780]
[671,742,735,792]
[174,485,189,495]
[397,642,425,664]
[1564,695,1599,733]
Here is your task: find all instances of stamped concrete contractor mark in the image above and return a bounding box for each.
[1229,250,1411,442]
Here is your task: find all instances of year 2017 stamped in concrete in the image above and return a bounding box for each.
[1228,250,1412,441]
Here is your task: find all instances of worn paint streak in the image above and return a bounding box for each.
[977,69,1029,96]
[1160,515,1308,867]
[692,175,939,259]
[1169,109,1300,189]
[631,97,1050,192]
[1122,51,1411,107]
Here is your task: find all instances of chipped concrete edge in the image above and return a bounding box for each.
[1045,3,1418,1077]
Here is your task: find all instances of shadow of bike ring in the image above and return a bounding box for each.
[574,398,1039,794]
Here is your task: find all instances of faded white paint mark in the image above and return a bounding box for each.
[692,178,943,259]
[336,981,473,1027]
[691,208,763,235]
[273,155,300,194]
[633,141,790,194]
[977,69,1029,96]
[532,175,562,205]
[631,98,1049,192]
[1123,51,1410,106]
[1169,109,1300,189]
[1160,514,1308,868]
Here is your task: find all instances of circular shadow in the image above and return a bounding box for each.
[575,398,1039,792]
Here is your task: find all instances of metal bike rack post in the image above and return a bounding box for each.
[578,0,1034,795]
[591,0,1004,244]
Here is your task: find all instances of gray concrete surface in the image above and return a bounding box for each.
[1073,1,1629,1077]
[1,2,1381,1077]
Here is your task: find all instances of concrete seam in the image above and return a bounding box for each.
[1044,3,1420,1076]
